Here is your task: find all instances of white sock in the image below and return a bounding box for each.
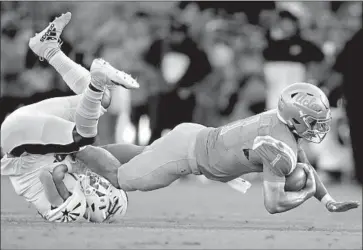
[49,51,91,94]
[75,84,104,138]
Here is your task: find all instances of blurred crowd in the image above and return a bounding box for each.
[1,1,362,183]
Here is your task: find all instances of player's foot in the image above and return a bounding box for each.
[29,12,72,61]
[90,58,140,90]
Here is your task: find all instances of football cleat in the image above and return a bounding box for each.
[90,58,140,90]
[29,12,72,61]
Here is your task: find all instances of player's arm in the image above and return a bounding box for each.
[297,146,329,202]
[297,146,360,212]
[253,136,316,214]
[39,170,64,205]
[52,164,72,201]
[262,161,316,214]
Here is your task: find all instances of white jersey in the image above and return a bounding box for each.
[0,93,107,216]
[1,152,80,214]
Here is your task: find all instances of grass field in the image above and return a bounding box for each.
[1,176,362,249]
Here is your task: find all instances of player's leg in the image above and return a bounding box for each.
[76,123,205,191]
[75,146,122,188]
[1,59,137,156]
[76,144,189,192]
[74,58,138,139]
[29,12,90,95]
[74,76,106,140]
[28,12,139,144]
[28,11,111,120]
[117,148,191,192]
[1,110,80,155]
[29,12,139,95]
[117,123,206,191]
[27,11,109,121]
[100,143,145,164]
[0,77,107,155]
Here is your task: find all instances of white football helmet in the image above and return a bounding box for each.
[80,170,128,223]
[44,178,87,223]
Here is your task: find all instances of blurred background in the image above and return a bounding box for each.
[1,1,362,185]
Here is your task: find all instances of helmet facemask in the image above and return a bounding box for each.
[81,170,113,222]
[278,82,333,144]
[81,170,128,223]
[299,115,331,143]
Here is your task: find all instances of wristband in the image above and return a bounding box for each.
[321,193,334,206]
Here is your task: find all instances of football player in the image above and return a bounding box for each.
[77,83,360,214]
[1,12,137,222]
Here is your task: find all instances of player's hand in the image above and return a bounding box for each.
[300,164,316,199]
[326,200,360,212]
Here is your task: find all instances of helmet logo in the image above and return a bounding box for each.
[294,93,322,113]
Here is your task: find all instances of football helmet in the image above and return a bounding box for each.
[81,170,128,223]
[44,178,87,222]
[277,82,332,143]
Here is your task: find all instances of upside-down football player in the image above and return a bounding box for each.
[1,13,139,223]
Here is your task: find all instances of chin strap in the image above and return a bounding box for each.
[279,116,303,141]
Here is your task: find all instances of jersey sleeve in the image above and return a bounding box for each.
[252,135,297,177]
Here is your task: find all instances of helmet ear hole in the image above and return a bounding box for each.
[291,93,298,98]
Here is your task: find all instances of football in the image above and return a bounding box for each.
[285,163,308,192]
